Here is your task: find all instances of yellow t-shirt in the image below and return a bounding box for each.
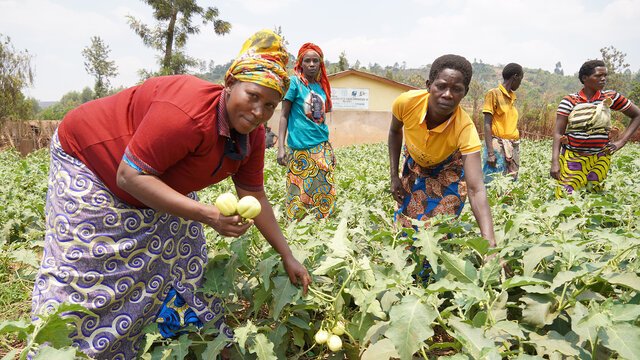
[392,90,482,167]
[482,84,519,140]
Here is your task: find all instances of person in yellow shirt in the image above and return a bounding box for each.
[482,63,524,181]
[388,54,495,248]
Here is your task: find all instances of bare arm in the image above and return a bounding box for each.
[462,152,495,246]
[116,161,251,237]
[610,103,640,152]
[550,114,568,179]
[235,185,311,294]
[277,100,292,166]
[483,113,496,166]
[388,115,406,203]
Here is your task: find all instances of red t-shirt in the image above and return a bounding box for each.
[57,75,265,207]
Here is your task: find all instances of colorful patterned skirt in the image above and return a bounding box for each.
[555,146,611,198]
[31,132,232,360]
[482,137,520,182]
[285,141,336,220]
[395,151,467,229]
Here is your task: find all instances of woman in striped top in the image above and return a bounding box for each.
[550,59,640,197]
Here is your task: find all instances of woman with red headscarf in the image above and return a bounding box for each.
[277,43,336,220]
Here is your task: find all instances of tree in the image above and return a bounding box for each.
[37,87,94,120]
[82,36,118,98]
[337,51,349,72]
[466,80,486,129]
[599,45,631,95]
[554,61,564,76]
[127,0,231,76]
[0,34,34,121]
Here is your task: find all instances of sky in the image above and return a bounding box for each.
[1,0,639,101]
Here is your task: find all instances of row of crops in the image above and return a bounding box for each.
[1,140,639,359]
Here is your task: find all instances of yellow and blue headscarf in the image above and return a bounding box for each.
[225,30,290,97]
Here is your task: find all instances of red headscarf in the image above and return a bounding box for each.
[294,43,332,112]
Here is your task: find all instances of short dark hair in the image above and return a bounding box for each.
[502,63,523,80]
[578,60,606,84]
[428,54,473,93]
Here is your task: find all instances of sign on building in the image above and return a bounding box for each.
[331,88,369,110]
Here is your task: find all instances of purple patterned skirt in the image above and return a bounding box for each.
[31,132,231,359]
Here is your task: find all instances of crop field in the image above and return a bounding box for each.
[1,140,639,359]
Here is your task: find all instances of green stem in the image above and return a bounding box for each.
[295,342,318,359]
[557,282,569,310]
[308,287,334,302]
[332,255,358,315]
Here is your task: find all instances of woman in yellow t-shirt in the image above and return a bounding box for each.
[388,54,495,247]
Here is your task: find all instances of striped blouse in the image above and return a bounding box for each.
[557,89,632,153]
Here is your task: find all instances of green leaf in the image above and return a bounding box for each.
[449,317,496,359]
[550,268,588,290]
[257,255,279,291]
[385,295,437,360]
[523,245,554,277]
[32,317,75,348]
[571,304,610,347]
[32,346,79,360]
[502,275,550,290]
[234,320,258,349]
[529,331,580,357]
[347,312,375,342]
[230,237,251,268]
[479,257,501,285]
[427,278,463,293]
[440,251,477,284]
[286,316,310,330]
[437,355,472,360]
[251,286,270,316]
[0,319,32,340]
[249,333,277,360]
[598,323,640,359]
[10,248,40,268]
[520,294,559,328]
[139,332,163,355]
[466,237,490,256]
[166,334,191,360]
[490,291,508,323]
[272,276,300,319]
[602,272,640,292]
[329,216,351,258]
[490,320,525,339]
[609,304,640,322]
[413,229,441,274]
[201,335,229,360]
[1,349,20,360]
[361,338,400,360]
[312,256,345,276]
[381,246,409,274]
[358,255,377,286]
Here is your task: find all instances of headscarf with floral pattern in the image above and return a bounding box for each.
[225,30,290,98]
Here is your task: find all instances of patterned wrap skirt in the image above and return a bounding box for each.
[555,146,611,198]
[482,137,520,182]
[31,132,232,360]
[285,141,336,220]
[395,150,467,228]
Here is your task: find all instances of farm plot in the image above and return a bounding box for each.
[1,140,639,359]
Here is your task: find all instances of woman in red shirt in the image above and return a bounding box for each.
[31,30,310,360]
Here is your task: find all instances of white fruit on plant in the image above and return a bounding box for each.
[314,329,329,344]
[215,192,238,216]
[237,196,261,219]
[327,334,342,352]
[331,321,345,336]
